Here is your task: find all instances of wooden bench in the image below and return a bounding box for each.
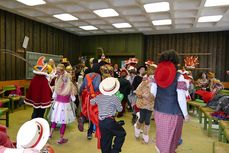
[0,107,9,127]
[213,142,229,153]
[187,100,206,123]
[199,106,216,136]
[219,121,229,142]
[219,90,229,95]
[0,98,10,110]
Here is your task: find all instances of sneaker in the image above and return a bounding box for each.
[57,138,68,144]
[78,117,84,132]
[87,133,92,140]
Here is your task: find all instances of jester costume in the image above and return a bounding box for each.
[79,72,101,149]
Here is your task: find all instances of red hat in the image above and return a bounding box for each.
[154,61,176,88]
[120,68,128,75]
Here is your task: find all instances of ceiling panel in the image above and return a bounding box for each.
[109,0,138,7]
[0,0,228,35]
[56,3,86,12]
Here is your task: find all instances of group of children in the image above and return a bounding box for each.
[2,50,226,153]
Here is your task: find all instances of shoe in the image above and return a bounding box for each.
[117,113,123,118]
[78,117,84,132]
[134,124,141,138]
[142,134,149,144]
[178,138,183,146]
[57,138,68,144]
[117,120,125,126]
[87,133,92,140]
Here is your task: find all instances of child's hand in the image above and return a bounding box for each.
[184,115,190,122]
[23,149,40,153]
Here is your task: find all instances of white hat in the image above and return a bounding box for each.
[17,118,50,151]
[127,66,137,72]
[99,77,120,96]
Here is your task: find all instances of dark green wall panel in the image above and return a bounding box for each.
[79,34,144,64]
[0,9,80,81]
[145,31,229,81]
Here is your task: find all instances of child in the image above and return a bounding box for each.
[90,77,126,153]
[24,56,52,119]
[0,118,50,153]
[134,66,156,144]
[49,64,77,144]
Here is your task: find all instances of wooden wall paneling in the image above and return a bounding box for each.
[98,35,109,53]
[32,22,41,53]
[220,32,226,81]
[0,11,6,80]
[53,29,58,55]
[24,18,33,51]
[68,34,73,63]
[126,34,143,62]
[15,16,25,80]
[225,32,229,81]
[55,30,59,55]
[145,31,229,81]
[63,33,69,57]
[40,24,47,53]
[210,32,217,73]
[58,31,64,55]
[5,12,15,80]
[0,9,80,81]
[46,26,53,54]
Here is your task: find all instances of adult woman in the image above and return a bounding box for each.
[195,72,209,90]
[151,50,189,153]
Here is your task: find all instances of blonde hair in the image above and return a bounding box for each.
[147,66,156,76]
[55,72,77,96]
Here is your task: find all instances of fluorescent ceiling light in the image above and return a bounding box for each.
[205,0,229,7]
[112,23,132,28]
[94,8,119,17]
[144,2,169,13]
[198,15,223,22]
[152,19,172,25]
[53,14,78,21]
[79,25,98,30]
[16,0,46,6]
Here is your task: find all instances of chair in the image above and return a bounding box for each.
[0,107,9,127]
[2,85,25,112]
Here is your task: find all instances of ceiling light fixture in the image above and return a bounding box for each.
[152,19,172,25]
[16,0,46,6]
[94,8,119,17]
[144,2,170,13]
[79,25,98,30]
[198,15,223,22]
[112,23,132,28]
[53,13,78,21]
[204,0,229,7]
